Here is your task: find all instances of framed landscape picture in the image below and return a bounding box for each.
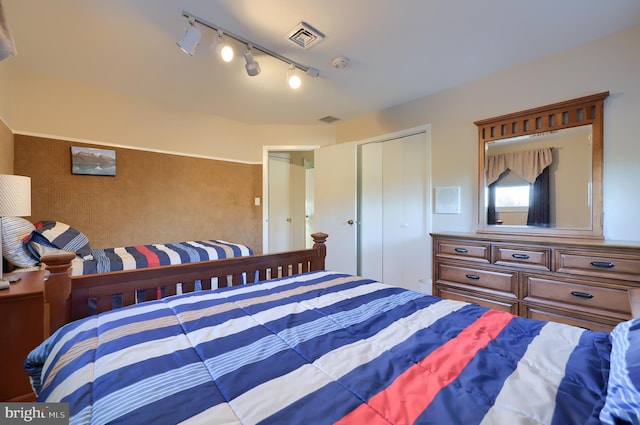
[71,146,116,176]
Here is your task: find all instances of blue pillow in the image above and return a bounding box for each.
[27,221,92,259]
[600,317,640,425]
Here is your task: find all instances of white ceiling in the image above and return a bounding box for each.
[5,0,640,125]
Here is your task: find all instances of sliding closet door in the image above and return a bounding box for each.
[360,132,429,292]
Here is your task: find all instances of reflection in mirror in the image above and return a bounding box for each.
[485,126,592,229]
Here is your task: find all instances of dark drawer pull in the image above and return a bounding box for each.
[512,253,530,260]
[590,261,615,268]
[454,248,468,253]
[465,274,480,280]
[571,291,594,299]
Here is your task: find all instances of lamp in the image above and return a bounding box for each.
[243,45,261,76]
[179,11,320,88]
[177,19,201,55]
[0,174,31,285]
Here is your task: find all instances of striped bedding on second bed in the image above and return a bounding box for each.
[70,240,254,275]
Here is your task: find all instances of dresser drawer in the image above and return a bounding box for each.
[522,305,617,332]
[436,263,517,297]
[555,249,640,281]
[434,239,490,263]
[436,286,518,315]
[523,274,631,319]
[494,244,551,270]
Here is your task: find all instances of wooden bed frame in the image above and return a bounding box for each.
[39,232,328,338]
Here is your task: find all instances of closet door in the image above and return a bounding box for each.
[360,132,429,291]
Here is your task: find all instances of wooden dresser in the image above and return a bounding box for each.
[431,232,640,331]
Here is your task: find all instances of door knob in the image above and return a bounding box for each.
[347,219,354,225]
[286,217,292,223]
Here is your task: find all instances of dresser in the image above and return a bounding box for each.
[0,269,45,401]
[431,232,640,332]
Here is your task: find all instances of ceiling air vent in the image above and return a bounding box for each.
[319,116,340,124]
[286,22,325,49]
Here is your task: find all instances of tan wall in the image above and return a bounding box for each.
[0,62,13,174]
[14,135,263,252]
[335,24,640,242]
[0,118,12,174]
[9,68,334,164]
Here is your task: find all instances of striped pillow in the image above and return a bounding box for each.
[0,216,38,267]
[27,221,92,258]
[600,317,640,425]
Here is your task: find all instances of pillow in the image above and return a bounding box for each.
[26,221,92,259]
[0,216,38,268]
[599,317,640,425]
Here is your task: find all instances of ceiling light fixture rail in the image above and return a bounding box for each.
[180,11,320,85]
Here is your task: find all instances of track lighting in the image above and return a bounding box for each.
[177,19,201,56]
[179,11,320,89]
[243,46,261,77]
[287,65,302,89]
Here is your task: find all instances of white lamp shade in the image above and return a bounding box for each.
[0,174,31,217]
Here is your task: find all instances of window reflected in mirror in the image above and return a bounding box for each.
[484,125,592,229]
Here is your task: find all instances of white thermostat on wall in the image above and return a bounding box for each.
[435,186,461,214]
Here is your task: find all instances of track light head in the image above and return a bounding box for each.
[212,31,234,62]
[177,20,201,55]
[287,65,302,90]
[244,46,261,77]
[306,67,320,78]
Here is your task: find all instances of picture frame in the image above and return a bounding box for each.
[71,146,116,176]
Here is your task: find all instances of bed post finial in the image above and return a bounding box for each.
[310,232,328,270]
[40,250,76,338]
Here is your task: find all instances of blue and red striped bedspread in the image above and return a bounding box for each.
[25,271,611,424]
[69,240,254,275]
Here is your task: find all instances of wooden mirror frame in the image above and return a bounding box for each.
[475,91,609,239]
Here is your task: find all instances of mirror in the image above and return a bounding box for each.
[476,92,608,239]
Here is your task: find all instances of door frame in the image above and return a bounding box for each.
[262,145,319,254]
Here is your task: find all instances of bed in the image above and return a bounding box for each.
[26,233,640,425]
[1,217,253,276]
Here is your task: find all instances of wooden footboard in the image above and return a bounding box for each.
[40,232,328,337]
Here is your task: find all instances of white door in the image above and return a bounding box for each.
[359,142,383,281]
[268,154,292,252]
[360,132,430,292]
[314,142,358,274]
[264,148,316,253]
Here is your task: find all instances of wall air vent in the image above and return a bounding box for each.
[286,21,325,49]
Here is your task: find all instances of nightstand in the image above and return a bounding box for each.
[0,269,45,401]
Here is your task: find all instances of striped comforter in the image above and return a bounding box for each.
[69,240,254,276]
[25,271,611,425]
